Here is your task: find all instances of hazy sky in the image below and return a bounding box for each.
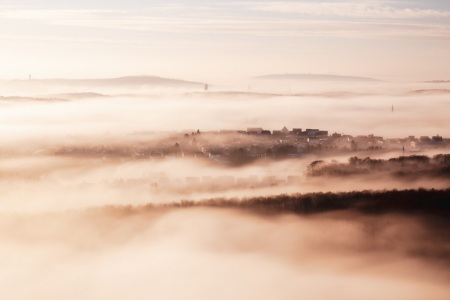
[1,0,449,81]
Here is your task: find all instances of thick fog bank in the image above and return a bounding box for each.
[0,208,449,300]
[1,81,450,142]
[1,154,449,213]
[0,79,449,299]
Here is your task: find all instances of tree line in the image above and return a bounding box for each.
[306,154,450,178]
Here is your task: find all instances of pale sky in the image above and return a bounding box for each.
[1,0,449,81]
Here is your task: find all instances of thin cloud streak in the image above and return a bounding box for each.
[250,1,450,19]
[1,8,449,40]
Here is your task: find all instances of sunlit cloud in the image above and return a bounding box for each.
[1,2,450,80]
[1,7,449,40]
[250,1,450,19]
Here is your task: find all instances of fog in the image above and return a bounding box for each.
[1,208,449,300]
[0,78,449,211]
[1,80,450,145]
[1,154,450,214]
[1,78,449,299]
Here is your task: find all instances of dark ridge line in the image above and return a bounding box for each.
[90,188,450,216]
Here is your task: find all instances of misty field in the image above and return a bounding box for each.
[3,0,450,298]
[1,193,449,300]
[0,78,449,300]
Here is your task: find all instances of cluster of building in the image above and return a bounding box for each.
[53,127,449,162]
[197,127,448,161]
[246,127,329,137]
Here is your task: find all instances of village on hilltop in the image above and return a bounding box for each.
[53,126,448,162]
[25,126,445,191]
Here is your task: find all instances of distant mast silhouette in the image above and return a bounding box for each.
[204,83,208,91]
[392,104,394,112]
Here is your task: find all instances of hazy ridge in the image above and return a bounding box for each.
[3,75,204,87]
[255,73,380,82]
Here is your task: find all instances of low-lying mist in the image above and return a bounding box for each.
[1,80,450,146]
[1,153,449,213]
[1,206,449,300]
[1,78,449,299]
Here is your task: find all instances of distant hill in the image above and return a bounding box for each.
[186,91,281,98]
[187,91,371,99]
[0,96,66,102]
[255,74,380,82]
[409,89,450,95]
[50,92,109,100]
[5,76,205,88]
[423,80,450,83]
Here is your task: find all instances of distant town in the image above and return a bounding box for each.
[45,126,450,191]
[52,126,449,164]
